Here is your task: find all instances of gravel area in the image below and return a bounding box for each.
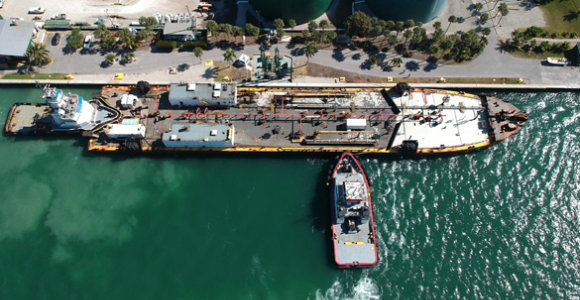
[0,0,204,27]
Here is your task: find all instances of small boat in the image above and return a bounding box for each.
[547,57,568,66]
[330,153,378,268]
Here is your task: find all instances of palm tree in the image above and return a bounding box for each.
[498,3,509,24]
[223,48,236,67]
[232,26,244,42]
[117,28,137,50]
[99,31,116,50]
[319,20,329,30]
[194,47,203,63]
[273,18,285,30]
[220,23,233,41]
[446,15,457,34]
[308,21,318,33]
[104,54,116,66]
[122,52,135,64]
[390,57,403,68]
[94,24,110,40]
[304,42,317,64]
[25,42,51,72]
[206,20,219,38]
[403,30,412,44]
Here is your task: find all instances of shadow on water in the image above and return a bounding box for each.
[308,157,335,268]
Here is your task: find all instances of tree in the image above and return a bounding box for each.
[139,16,158,26]
[104,54,116,66]
[498,3,509,24]
[440,38,454,51]
[433,21,442,31]
[446,15,457,34]
[404,19,415,29]
[273,18,285,30]
[480,13,489,25]
[390,57,403,68]
[345,11,372,37]
[194,47,203,63]
[428,44,438,54]
[482,27,491,36]
[288,19,296,29]
[395,21,405,35]
[308,20,318,32]
[219,23,233,41]
[25,42,50,71]
[367,55,378,68]
[245,23,260,36]
[386,34,398,46]
[117,28,137,50]
[223,48,235,67]
[327,31,337,42]
[474,3,483,12]
[432,28,445,44]
[206,20,219,37]
[302,30,312,41]
[304,42,317,64]
[276,28,285,38]
[94,25,109,40]
[385,20,395,31]
[403,30,413,44]
[100,31,116,50]
[121,52,135,64]
[319,20,329,30]
[66,28,84,50]
[232,26,245,42]
[137,26,152,43]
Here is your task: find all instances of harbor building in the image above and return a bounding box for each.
[0,19,38,67]
[169,83,237,107]
[162,124,235,148]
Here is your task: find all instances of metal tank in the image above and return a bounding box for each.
[365,0,448,23]
[249,0,332,24]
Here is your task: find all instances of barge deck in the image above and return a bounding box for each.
[4,83,528,155]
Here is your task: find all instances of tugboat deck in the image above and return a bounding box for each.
[331,153,377,267]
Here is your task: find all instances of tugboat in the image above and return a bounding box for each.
[4,85,121,135]
[330,152,378,268]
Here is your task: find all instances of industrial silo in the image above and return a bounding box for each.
[366,0,448,23]
[249,0,332,24]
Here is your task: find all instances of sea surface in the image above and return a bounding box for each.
[0,86,578,299]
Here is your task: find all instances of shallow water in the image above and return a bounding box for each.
[0,87,578,299]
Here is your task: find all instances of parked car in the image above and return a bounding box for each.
[51,33,61,46]
[83,35,92,49]
[28,7,45,14]
[0,0,5,9]
[50,13,67,20]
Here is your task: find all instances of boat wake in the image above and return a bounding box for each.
[316,275,381,300]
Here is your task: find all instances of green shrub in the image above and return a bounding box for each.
[182,40,208,49]
[155,40,177,50]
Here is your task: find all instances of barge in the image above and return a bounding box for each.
[4,82,528,155]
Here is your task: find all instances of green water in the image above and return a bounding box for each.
[0,87,579,299]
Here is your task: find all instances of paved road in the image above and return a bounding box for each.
[34,31,580,87]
